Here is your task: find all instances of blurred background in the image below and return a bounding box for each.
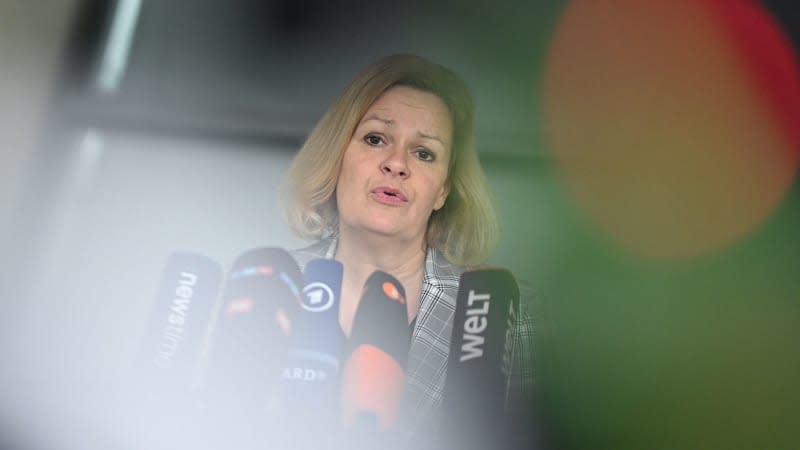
[1,0,798,449]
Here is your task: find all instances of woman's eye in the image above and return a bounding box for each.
[415,148,435,162]
[364,134,384,146]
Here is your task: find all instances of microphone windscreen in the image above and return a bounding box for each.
[269,259,345,450]
[134,251,222,396]
[280,258,344,409]
[205,247,302,402]
[341,270,410,432]
[127,251,222,450]
[293,258,344,358]
[440,267,520,450]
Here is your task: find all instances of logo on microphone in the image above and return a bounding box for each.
[302,282,335,312]
[382,281,405,304]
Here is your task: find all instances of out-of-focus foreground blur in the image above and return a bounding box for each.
[1,1,798,449]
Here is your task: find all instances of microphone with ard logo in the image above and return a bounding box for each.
[438,267,520,450]
[276,258,344,446]
[284,258,344,385]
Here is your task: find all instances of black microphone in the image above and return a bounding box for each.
[132,250,223,400]
[128,251,222,449]
[341,270,410,446]
[202,247,302,446]
[277,258,344,447]
[283,258,344,385]
[439,267,520,450]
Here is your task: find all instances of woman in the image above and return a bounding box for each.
[281,54,535,448]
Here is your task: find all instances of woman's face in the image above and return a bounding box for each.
[335,85,452,244]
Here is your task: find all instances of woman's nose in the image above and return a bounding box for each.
[380,148,409,178]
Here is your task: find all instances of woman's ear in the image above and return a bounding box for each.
[433,181,450,211]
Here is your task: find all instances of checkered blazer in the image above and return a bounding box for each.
[291,237,536,448]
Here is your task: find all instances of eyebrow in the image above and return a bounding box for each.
[417,131,445,146]
[361,115,395,126]
[361,115,447,146]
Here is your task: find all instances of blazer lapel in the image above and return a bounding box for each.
[400,247,463,437]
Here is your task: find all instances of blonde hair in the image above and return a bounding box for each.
[281,54,498,266]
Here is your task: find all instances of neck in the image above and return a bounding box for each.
[334,228,427,335]
[336,229,427,279]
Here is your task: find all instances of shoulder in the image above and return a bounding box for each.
[515,279,538,337]
[515,277,554,359]
[289,237,336,271]
[509,277,542,388]
[424,246,464,290]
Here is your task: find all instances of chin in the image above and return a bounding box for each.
[365,223,401,237]
[364,219,415,239]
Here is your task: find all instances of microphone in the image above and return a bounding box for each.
[439,267,520,450]
[284,258,344,384]
[341,270,410,439]
[277,258,344,447]
[202,247,302,445]
[132,251,223,400]
[128,251,222,449]
[282,258,344,390]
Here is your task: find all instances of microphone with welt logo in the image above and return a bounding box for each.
[277,258,344,447]
[202,247,302,447]
[439,267,520,450]
[341,270,410,448]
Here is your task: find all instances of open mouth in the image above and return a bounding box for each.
[372,186,407,203]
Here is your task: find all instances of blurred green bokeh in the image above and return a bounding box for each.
[492,155,799,450]
[479,1,799,447]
